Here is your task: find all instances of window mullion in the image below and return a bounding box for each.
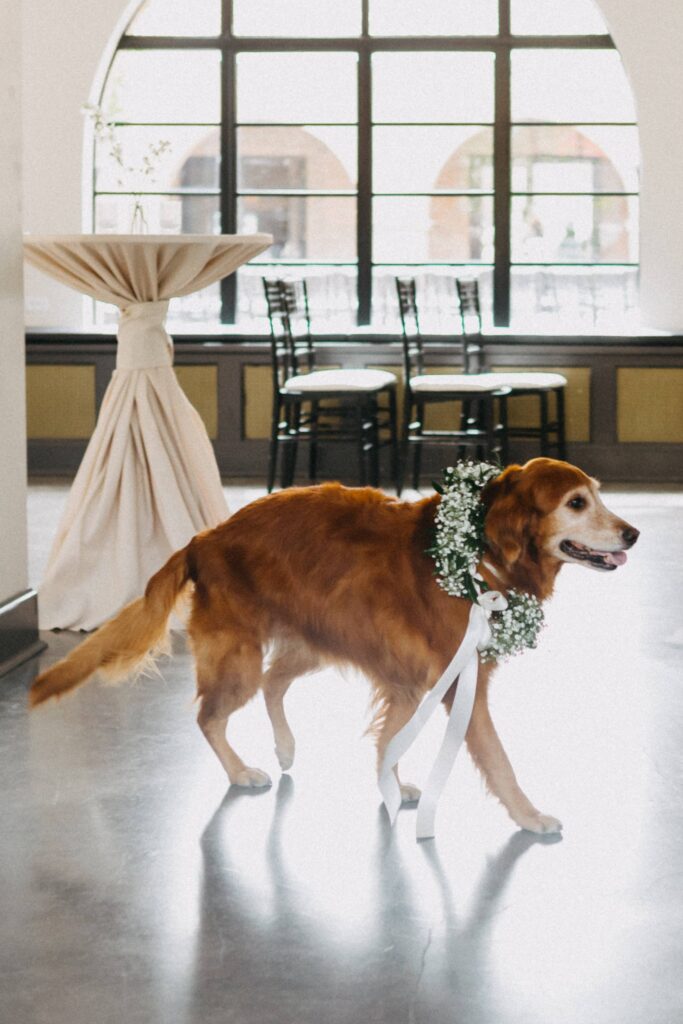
[357,45,372,325]
[493,2,511,325]
[220,37,237,321]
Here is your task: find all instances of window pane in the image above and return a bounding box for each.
[236,53,357,123]
[237,127,357,190]
[370,0,497,36]
[510,266,639,328]
[94,194,220,234]
[169,284,222,325]
[127,0,221,36]
[102,51,221,122]
[511,196,638,263]
[238,265,357,328]
[238,196,356,260]
[511,126,639,193]
[372,266,493,329]
[512,51,636,123]
[373,196,494,262]
[512,0,608,35]
[233,1,361,36]
[373,126,493,193]
[373,53,494,123]
[95,126,220,192]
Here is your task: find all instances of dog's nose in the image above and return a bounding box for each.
[622,526,639,547]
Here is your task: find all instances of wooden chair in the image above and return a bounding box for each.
[456,277,567,458]
[395,277,509,493]
[264,278,398,491]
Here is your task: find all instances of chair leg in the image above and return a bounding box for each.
[483,395,495,459]
[387,387,399,492]
[282,403,300,489]
[474,398,485,461]
[268,398,281,493]
[555,387,567,460]
[356,403,367,487]
[398,391,412,497]
[458,398,470,461]
[499,394,510,466]
[539,390,550,456]
[369,400,380,489]
[308,400,319,482]
[412,400,423,491]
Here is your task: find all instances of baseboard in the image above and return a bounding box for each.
[0,589,46,678]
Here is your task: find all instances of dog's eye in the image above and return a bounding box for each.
[567,496,586,510]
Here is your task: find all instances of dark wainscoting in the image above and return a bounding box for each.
[0,589,45,678]
[26,329,683,483]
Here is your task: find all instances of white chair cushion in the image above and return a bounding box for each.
[410,373,502,394]
[283,368,396,393]
[476,371,567,390]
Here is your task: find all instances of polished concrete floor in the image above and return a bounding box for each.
[1,480,682,1024]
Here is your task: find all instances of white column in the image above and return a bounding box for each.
[0,0,42,673]
[599,0,683,331]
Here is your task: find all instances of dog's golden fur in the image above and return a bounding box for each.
[30,458,638,833]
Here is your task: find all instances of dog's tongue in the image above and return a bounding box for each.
[603,550,627,566]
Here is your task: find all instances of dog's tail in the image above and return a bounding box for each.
[29,545,191,708]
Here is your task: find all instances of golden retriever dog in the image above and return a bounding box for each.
[30,458,638,834]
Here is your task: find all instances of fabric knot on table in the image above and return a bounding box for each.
[117,301,172,370]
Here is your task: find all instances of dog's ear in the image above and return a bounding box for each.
[481,465,531,566]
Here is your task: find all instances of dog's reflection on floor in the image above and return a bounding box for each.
[190,780,560,1024]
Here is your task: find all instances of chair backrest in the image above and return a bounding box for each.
[395,276,425,379]
[455,276,485,373]
[263,277,297,392]
[279,279,315,374]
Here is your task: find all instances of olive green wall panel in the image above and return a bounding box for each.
[243,366,273,440]
[26,365,96,439]
[617,368,683,442]
[175,365,218,439]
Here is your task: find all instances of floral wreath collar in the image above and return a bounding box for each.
[429,462,544,662]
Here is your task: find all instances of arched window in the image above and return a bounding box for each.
[90,0,638,330]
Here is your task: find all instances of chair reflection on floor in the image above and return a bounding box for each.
[264,277,399,491]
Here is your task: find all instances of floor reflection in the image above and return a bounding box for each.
[191,777,557,1024]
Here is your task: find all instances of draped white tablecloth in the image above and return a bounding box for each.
[24,233,272,630]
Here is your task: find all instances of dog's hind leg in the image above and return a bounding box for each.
[194,637,271,789]
[263,638,320,771]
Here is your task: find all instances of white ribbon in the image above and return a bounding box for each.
[378,602,492,840]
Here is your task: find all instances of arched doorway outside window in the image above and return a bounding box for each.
[88,0,639,330]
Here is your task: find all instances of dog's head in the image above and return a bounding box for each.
[481,458,639,590]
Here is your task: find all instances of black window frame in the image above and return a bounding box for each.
[103,0,636,327]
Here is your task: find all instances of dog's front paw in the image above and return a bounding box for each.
[275,740,295,772]
[400,782,422,804]
[519,812,563,834]
[233,767,272,789]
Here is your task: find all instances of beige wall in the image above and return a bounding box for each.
[20,0,683,331]
[0,0,29,600]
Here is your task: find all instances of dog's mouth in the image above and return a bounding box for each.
[559,539,628,571]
